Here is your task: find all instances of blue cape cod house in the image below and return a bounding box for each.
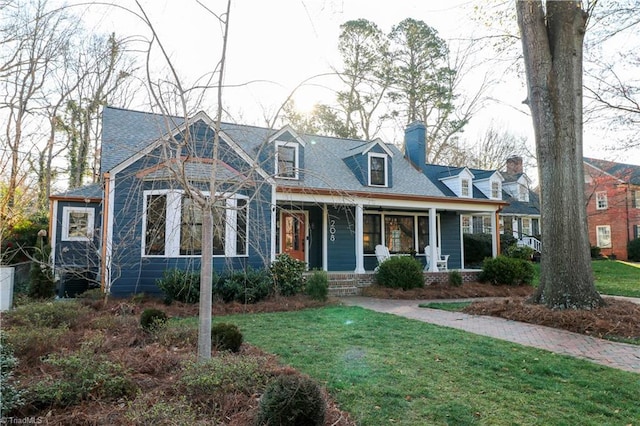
[50,106,514,297]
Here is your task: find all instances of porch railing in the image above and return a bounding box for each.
[517,236,542,253]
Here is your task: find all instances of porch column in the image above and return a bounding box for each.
[428,207,438,272]
[322,204,328,271]
[270,185,277,262]
[491,211,498,258]
[354,204,365,273]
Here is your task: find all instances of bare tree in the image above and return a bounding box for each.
[455,122,531,170]
[516,0,603,309]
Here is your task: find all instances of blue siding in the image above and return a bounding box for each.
[107,125,274,297]
[343,155,367,186]
[326,206,356,271]
[440,211,462,269]
[54,200,102,272]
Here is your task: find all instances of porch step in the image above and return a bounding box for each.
[328,279,360,297]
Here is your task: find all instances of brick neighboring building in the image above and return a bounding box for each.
[583,157,640,260]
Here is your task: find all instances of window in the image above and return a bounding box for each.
[369,154,387,186]
[461,215,472,234]
[482,216,492,234]
[143,191,248,257]
[145,195,167,255]
[596,225,611,248]
[363,214,382,254]
[491,181,500,199]
[596,191,608,210]
[518,184,529,202]
[634,224,640,239]
[61,207,95,241]
[634,190,640,209]
[276,142,298,178]
[461,179,470,197]
[385,215,415,253]
[522,218,531,236]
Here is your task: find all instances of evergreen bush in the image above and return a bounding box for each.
[211,323,243,353]
[448,270,463,287]
[215,268,272,303]
[270,253,306,296]
[463,233,493,267]
[255,373,326,426]
[156,269,201,304]
[0,331,24,415]
[505,244,534,260]
[479,256,534,286]
[140,308,168,332]
[305,270,329,301]
[627,238,640,262]
[375,256,424,290]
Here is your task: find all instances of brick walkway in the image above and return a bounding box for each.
[340,297,640,374]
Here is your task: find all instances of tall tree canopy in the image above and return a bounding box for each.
[516,0,604,309]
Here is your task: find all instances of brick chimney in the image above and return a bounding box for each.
[506,156,523,175]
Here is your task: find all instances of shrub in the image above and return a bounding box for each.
[591,245,602,259]
[505,244,534,260]
[255,373,326,426]
[448,270,463,287]
[28,245,55,299]
[155,321,198,348]
[5,300,87,328]
[126,396,197,425]
[500,233,518,254]
[270,253,306,296]
[306,270,328,301]
[28,351,136,408]
[211,322,243,353]
[627,238,640,262]
[215,267,273,304]
[0,331,24,415]
[479,256,534,286]
[5,326,68,363]
[375,256,424,290]
[463,233,493,267]
[180,353,268,399]
[156,268,201,304]
[140,308,168,332]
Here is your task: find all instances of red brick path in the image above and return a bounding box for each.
[341,297,640,374]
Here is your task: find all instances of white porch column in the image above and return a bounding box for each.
[270,185,277,263]
[428,207,438,272]
[354,204,365,273]
[322,204,328,271]
[491,211,498,258]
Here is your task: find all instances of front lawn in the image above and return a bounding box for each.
[220,306,640,426]
[533,260,640,297]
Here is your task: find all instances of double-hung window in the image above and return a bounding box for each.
[143,191,248,257]
[596,191,608,210]
[461,179,470,197]
[491,181,500,199]
[596,225,611,248]
[369,154,387,186]
[276,141,298,179]
[461,215,472,234]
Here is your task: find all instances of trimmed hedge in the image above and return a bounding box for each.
[479,256,534,286]
[375,256,424,290]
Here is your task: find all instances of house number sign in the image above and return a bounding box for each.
[329,219,337,242]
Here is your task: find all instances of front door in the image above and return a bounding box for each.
[281,211,306,262]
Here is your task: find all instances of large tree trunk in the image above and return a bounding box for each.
[516,0,604,309]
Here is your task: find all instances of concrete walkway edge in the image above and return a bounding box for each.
[340,297,640,374]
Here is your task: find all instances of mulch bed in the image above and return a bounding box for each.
[361,282,534,299]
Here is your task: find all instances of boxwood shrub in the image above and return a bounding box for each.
[479,255,534,286]
[375,256,424,290]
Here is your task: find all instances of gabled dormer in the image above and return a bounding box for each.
[269,125,305,180]
[473,170,504,200]
[438,167,475,198]
[344,139,394,188]
[503,174,532,202]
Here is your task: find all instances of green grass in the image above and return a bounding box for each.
[532,259,640,297]
[418,301,471,311]
[214,307,640,426]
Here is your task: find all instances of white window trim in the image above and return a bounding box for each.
[368,153,388,187]
[141,190,249,258]
[596,191,608,210]
[461,178,471,197]
[491,180,501,200]
[275,140,299,179]
[633,190,640,209]
[596,225,612,248]
[461,214,472,234]
[61,206,95,241]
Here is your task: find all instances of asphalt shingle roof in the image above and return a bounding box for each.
[584,157,640,185]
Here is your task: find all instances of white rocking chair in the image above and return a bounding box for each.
[374,244,391,271]
[425,245,449,271]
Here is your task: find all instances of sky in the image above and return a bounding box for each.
[72,0,639,170]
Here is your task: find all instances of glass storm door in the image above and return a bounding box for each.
[281,212,306,262]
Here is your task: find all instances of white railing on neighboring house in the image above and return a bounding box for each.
[517,236,542,253]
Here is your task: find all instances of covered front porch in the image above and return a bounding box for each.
[274,192,503,274]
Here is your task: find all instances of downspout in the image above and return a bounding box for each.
[100,173,110,293]
[495,207,502,256]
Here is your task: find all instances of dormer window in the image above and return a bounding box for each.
[461,178,470,197]
[369,153,387,187]
[518,184,529,202]
[491,181,500,199]
[276,141,298,179]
